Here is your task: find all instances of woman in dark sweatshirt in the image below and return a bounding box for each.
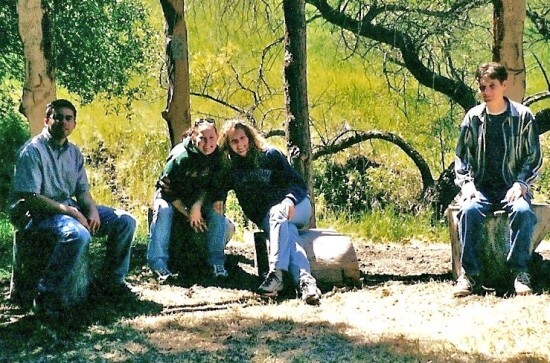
[218,119,321,305]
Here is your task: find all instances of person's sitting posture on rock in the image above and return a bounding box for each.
[147,118,232,283]
[9,99,137,317]
[453,62,542,297]
[218,119,321,305]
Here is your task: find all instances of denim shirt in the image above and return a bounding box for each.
[454,98,542,196]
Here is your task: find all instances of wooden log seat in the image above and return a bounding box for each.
[254,228,361,290]
[10,230,89,309]
[446,202,550,286]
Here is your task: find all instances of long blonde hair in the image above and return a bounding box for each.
[218,119,268,159]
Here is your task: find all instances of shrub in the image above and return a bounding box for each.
[0,95,30,210]
[313,155,421,217]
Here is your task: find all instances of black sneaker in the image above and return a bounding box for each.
[299,274,321,305]
[258,270,284,296]
[89,281,139,302]
[33,292,65,320]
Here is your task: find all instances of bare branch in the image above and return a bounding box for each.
[524,52,550,106]
[305,0,477,110]
[190,91,245,115]
[312,129,434,194]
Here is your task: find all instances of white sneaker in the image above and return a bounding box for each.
[153,268,177,284]
[213,264,228,278]
[258,270,284,296]
[453,273,475,297]
[299,274,321,305]
[514,271,533,296]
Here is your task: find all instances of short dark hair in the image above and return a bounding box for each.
[475,62,508,83]
[45,99,77,119]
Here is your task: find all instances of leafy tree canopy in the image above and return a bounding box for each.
[0,0,159,105]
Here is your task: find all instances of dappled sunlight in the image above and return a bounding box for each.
[1,238,550,361]
[140,283,257,307]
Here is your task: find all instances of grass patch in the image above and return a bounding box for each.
[0,212,13,281]
[317,207,448,244]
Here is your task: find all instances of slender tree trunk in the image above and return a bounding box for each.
[159,0,191,147]
[493,0,526,102]
[282,0,315,227]
[18,0,56,137]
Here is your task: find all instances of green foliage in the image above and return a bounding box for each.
[532,133,550,202]
[71,99,172,235]
[0,1,23,81]
[47,0,160,106]
[0,94,30,209]
[0,211,14,280]
[1,0,160,109]
[318,206,448,244]
[314,156,381,215]
[314,155,422,217]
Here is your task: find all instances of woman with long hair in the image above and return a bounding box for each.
[218,119,321,305]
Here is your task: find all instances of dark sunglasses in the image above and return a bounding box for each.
[51,114,75,122]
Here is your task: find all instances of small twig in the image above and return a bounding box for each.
[125,347,136,355]
[161,298,264,315]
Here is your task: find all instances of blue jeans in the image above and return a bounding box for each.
[261,197,312,284]
[147,195,230,271]
[458,192,535,275]
[31,205,136,295]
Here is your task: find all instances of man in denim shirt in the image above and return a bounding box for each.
[453,62,542,297]
[9,99,137,316]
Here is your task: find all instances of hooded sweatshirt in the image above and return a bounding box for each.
[157,137,224,208]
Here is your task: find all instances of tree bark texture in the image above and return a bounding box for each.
[492,0,526,103]
[159,0,191,147]
[18,0,56,137]
[283,0,315,227]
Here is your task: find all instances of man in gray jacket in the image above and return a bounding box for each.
[453,62,542,297]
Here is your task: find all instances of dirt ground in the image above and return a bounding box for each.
[1,237,550,362]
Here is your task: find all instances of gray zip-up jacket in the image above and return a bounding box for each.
[454,97,542,195]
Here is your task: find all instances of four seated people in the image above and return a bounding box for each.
[6,61,546,316]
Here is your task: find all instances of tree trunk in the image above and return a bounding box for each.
[18,0,56,137]
[159,0,191,147]
[282,0,315,227]
[493,0,526,102]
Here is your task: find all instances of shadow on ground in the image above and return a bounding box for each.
[1,240,550,361]
[0,290,505,362]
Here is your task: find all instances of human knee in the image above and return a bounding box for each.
[460,200,483,214]
[58,218,91,246]
[155,199,173,216]
[207,209,225,224]
[118,213,137,233]
[459,201,485,222]
[510,199,532,214]
[269,203,289,223]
